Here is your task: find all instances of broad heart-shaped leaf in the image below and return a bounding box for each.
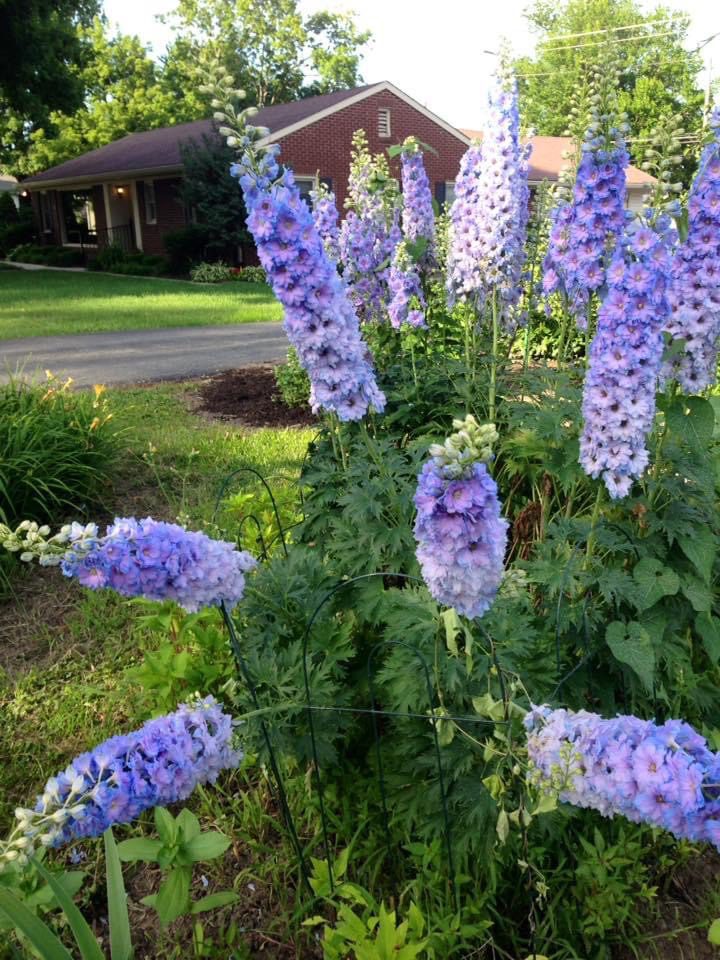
[632,558,679,611]
[189,891,239,915]
[606,621,655,691]
[682,574,713,612]
[116,837,163,863]
[696,612,720,666]
[678,526,716,584]
[0,887,74,960]
[183,831,231,863]
[666,396,715,450]
[153,867,191,924]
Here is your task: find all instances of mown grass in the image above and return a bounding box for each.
[0,382,313,833]
[0,268,282,340]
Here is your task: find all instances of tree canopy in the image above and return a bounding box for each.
[514,0,706,169]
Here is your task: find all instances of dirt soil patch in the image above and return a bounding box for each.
[194,364,316,428]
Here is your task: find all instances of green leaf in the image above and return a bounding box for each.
[0,887,74,960]
[154,868,191,924]
[441,608,461,657]
[682,575,713,612]
[116,838,163,863]
[632,558,679,611]
[176,808,201,843]
[30,859,103,960]
[104,828,133,960]
[183,832,232,863]
[606,621,655,691]
[189,891,239,915]
[696,613,720,666]
[154,807,177,846]
[496,808,510,844]
[678,526,716,583]
[666,396,715,449]
[709,918,720,945]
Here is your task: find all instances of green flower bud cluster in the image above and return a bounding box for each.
[0,520,96,567]
[428,415,498,479]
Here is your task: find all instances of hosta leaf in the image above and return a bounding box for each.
[606,621,655,691]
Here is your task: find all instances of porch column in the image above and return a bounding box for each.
[131,181,143,251]
[102,183,112,243]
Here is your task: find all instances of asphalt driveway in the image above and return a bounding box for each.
[0,322,287,387]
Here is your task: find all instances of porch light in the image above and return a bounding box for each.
[116,186,125,196]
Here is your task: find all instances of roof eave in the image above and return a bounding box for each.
[23,163,184,189]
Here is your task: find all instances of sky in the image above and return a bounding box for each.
[103,0,720,128]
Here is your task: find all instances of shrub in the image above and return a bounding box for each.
[190,260,234,283]
[0,201,35,257]
[273,348,310,408]
[231,265,266,283]
[163,224,210,274]
[7,243,84,267]
[0,375,118,528]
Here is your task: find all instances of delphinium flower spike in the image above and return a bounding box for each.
[207,78,385,420]
[526,705,720,850]
[662,110,720,392]
[0,697,241,868]
[388,241,427,329]
[398,137,436,266]
[0,516,256,612]
[310,181,341,262]
[413,416,508,619]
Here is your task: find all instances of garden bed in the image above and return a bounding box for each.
[194,364,316,428]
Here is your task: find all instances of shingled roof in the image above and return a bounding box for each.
[24,84,378,186]
[459,130,655,188]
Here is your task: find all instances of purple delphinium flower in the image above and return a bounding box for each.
[61,516,256,612]
[19,697,241,851]
[579,220,672,499]
[526,705,720,849]
[662,111,720,392]
[339,207,401,324]
[546,120,629,328]
[447,68,531,328]
[388,241,427,329]
[310,183,341,262]
[232,151,386,419]
[413,418,508,619]
[399,139,436,266]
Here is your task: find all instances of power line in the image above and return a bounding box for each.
[537,17,685,44]
[539,29,677,54]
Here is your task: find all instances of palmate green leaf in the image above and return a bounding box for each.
[0,887,73,960]
[30,858,104,960]
[678,526,716,583]
[695,613,720,666]
[606,621,655,691]
[631,558,679,611]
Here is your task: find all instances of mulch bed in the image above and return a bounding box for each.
[195,364,316,428]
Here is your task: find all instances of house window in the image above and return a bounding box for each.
[144,181,157,224]
[294,177,315,206]
[444,182,456,207]
[378,108,391,138]
[60,190,97,244]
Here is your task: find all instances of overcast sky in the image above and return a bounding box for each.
[103,0,719,128]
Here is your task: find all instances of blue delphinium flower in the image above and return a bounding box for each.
[310,183,341,262]
[579,219,672,498]
[414,417,508,619]
[231,150,386,420]
[388,241,427,329]
[399,138,436,266]
[1,697,241,863]
[662,111,720,392]
[447,67,531,327]
[339,206,401,324]
[58,516,256,612]
[526,705,720,849]
[542,200,573,300]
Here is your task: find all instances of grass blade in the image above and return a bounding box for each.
[0,887,74,960]
[104,828,133,960]
[31,857,104,960]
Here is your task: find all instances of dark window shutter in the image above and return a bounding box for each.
[435,182,446,206]
[320,176,333,192]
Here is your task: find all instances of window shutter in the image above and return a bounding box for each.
[435,182,446,206]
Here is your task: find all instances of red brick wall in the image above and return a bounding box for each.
[137,177,186,256]
[278,89,467,210]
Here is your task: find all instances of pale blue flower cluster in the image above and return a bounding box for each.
[400,140,436,265]
[388,242,427,329]
[447,69,531,327]
[414,418,508,619]
[339,206,401,325]
[544,125,629,327]
[662,111,720,392]
[526,705,720,849]
[21,697,241,850]
[579,222,672,498]
[61,516,256,612]
[232,152,386,419]
[310,183,341,262]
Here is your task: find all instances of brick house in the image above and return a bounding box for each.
[21,81,653,259]
[21,82,469,260]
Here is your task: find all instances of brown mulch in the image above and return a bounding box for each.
[194,364,316,428]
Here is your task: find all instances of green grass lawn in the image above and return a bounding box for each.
[0,267,282,339]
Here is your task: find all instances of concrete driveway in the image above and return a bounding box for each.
[0,322,288,387]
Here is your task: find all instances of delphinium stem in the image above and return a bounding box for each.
[585,485,604,560]
[489,290,499,423]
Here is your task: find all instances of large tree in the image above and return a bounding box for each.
[160,0,371,111]
[514,0,705,170]
[15,19,192,175]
